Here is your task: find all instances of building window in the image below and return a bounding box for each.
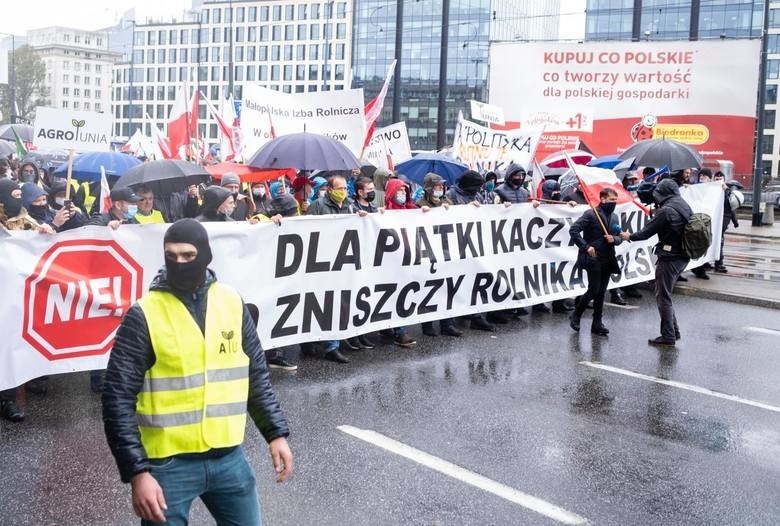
[309,45,318,60]
[74,75,81,84]
[260,6,269,21]
[335,43,344,60]
[95,103,101,112]
[284,45,293,60]
[74,101,80,109]
[259,46,268,60]
[285,24,294,40]
[309,64,318,80]
[272,45,280,60]
[335,64,344,81]
[213,27,221,43]
[62,101,68,108]
[249,6,257,22]
[96,78,101,86]
[96,90,101,98]
[148,31,156,45]
[181,29,189,44]
[63,74,69,83]
[336,23,346,39]
[763,134,774,154]
[259,65,268,80]
[236,27,245,42]
[247,65,256,81]
[260,26,269,41]
[273,5,282,21]
[212,47,221,61]
[62,87,70,95]
[312,3,320,19]
[63,60,70,70]
[296,65,305,80]
[213,8,221,23]
[767,85,778,105]
[273,26,281,40]
[765,109,776,129]
[298,3,308,19]
[297,44,305,59]
[248,27,257,42]
[85,89,91,98]
[768,59,780,80]
[337,2,346,19]
[84,102,90,110]
[311,24,320,40]
[271,65,280,80]
[237,7,245,23]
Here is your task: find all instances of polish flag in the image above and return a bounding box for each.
[221,95,242,161]
[201,92,238,161]
[362,60,397,150]
[99,166,111,214]
[570,163,649,215]
[167,85,190,160]
[147,114,172,159]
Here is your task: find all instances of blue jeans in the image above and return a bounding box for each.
[142,447,261,526]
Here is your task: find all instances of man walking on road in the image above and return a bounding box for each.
[569,188,623,336]
[102,219,292,525]
[621,179,691,347]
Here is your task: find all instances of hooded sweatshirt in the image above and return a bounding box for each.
[308,177,328,205]
[21,182,55,225]
[372,168,391,206]
[495,163,530,204]
[446,170,486,205]
[196,186,234,222]
[385,178,417,210]
[629,179,692,259]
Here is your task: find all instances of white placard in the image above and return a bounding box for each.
[33,106,113,151]
[452,112,543,173]
[469,100,506,125]
[362,121,412,170]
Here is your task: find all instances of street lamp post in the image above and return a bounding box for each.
[1,32,17,123]
[228,0,234,98]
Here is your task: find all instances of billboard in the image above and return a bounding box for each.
[489,40,761,181]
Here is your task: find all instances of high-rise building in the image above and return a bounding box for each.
[351,0,561,151]
[111,0,354,143]
[27,27,118,116]
[584,1,780,178]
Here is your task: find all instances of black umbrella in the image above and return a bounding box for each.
[247,132,361,171]
[0,141,14,157]
[619,139,703,171]
[0,124,34,142]
[113,160,210,195]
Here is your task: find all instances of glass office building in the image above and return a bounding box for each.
[352,0,560,150]
[584,1,780,177]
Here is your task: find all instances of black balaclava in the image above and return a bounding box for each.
[163,219,213,293]
[0,178,22,218]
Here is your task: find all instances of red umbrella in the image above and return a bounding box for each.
[539,150,595,169]
[205,162,296,183]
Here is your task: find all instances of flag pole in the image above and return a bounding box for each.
[563,151,609,236]
[64,149,75,201]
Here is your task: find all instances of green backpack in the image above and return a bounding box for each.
[670,204,712,260]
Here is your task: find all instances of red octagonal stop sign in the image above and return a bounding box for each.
[22,239,144,361]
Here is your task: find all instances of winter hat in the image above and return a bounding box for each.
[271,193,299,217]
[422,172,444,190]
[21,182,47,209]
[270,181,284,198]
[457,170,484,191]
[541,179,561,200]
[220,172,241,187]
[201,185,232,213]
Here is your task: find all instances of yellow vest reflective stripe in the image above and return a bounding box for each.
[134,209,165,224]
[136,283,248,459]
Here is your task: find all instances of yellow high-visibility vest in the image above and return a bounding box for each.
[136,283,248,459]
[135,209,165,224]
[81,182,96,212]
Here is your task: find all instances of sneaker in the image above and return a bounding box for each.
[267,357,298,371]
[648,336,676,347]
[394,334,417,347]
[0,400,25,423]
[357,335,375,349]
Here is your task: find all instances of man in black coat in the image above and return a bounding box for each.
[569,187,623,336]
[621,179,691,346]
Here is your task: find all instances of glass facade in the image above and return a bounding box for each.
[352,0,492,150]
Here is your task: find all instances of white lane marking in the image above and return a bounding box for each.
[605,302,639,310]
[745,326,780,336]
[580,362,780,413]
[337,425,589,525]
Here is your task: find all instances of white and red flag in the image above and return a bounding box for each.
[362,60,397,149]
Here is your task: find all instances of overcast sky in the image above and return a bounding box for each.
[0,0,585,40]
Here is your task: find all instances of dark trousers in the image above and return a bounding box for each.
[0,389,15,402]
[655,258,689,340]
[574,259,611,324]
[716,221,729,267]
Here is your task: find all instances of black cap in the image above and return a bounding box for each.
[110,187,142,203]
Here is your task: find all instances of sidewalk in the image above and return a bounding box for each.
[674,223,780,309]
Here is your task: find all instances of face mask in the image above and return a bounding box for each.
[29,204,49,217]
[319,189,327,199]
[21,171,36,183]
[433,190,444,198]
[395,192,407,205]
[485,181,495,192]
[364,190,376,202]
[253,187,265,197]
[330,189,347,204]
[510,177,524,187]
[125,205,138,220]
[55,197,66,208]
[600,202,616,215]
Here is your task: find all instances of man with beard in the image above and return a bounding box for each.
[102,219,292,524]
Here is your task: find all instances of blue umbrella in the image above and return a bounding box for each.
[247,132,360,171]
[53,151,142,182]
[394,153,468,186]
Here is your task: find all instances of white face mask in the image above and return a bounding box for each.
[395,192,407,204]
[433,190,444,198]
[319,189,327,198]
[55,197,66,207]
[253,187,265,197]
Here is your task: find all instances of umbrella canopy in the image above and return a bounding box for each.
[394,153,468,186]
[540,150,595,169]
[0,124,34,142]
[0,141,14,157]
[53,151,142,182]
[113,160,210,195]
[247,132,360,171]
[587,154,623,169]
[205,162,296,183]
[619,139,703,171]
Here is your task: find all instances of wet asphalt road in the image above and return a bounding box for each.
[1,294,779,526]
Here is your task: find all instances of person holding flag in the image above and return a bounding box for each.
[568,187,624,336]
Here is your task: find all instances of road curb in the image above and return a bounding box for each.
[674,285,780,310]
[728,232,779,241]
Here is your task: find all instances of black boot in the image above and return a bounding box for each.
[569,312,581,332]
[532,303,551,313]
[440,321,463,337]
[470,316,495,332]
[591,322,609,336]
[0,400,25,423]
[610,290,627,305]
[486,311,510,324]
[422,322,438,337]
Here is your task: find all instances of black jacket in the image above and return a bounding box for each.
[570,206,623,273]
[87,210,139,226]
[102,269,289,483]
[306,194,356,215]
[630,197,692,260]
[494,182,530,204]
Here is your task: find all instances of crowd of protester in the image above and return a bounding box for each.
[0,153,743,423]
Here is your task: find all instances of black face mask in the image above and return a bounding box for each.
[21,171,36,184]
[600,202,616,215]
[3,196,22,218]
[29,204,49,218]
[510,176,525,187]
[364,190,376,202]
[163,219,213,294]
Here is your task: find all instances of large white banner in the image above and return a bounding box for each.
[452,112,543,173]
[0,184,723,389]
[33,107,113,151]
[240,84,366,158]
[362,122,412,170]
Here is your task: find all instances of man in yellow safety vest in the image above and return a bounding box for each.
[134,185,166,224]
[102,218,292,524]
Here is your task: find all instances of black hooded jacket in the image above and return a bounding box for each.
[629,179,692,260]
[102,268,290,483]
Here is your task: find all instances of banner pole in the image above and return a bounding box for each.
[64,148,75,201]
